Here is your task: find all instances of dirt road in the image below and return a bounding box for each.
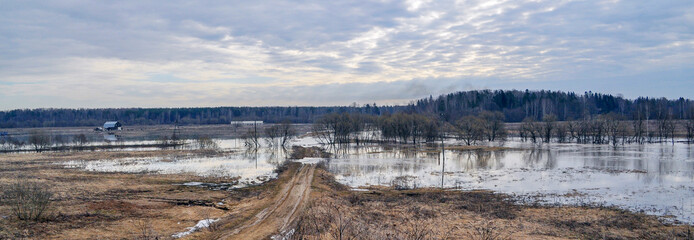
[219,163,316,240]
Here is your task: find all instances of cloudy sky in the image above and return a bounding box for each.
[1,0,693,109]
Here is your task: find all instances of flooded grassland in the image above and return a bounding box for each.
[0,146,297,239]
[1,132,694,239]
[326,140,694,224]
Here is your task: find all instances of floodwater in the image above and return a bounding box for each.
[62,139,291,188]
[325,140,694,223]
[58,135,694,223]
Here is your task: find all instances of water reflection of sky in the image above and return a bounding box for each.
[326,141,694,223]
[59,136,694,223]
[63,147,289,186]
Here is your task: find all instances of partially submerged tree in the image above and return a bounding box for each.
[541,114,557,143]
[520,117,540,143]
[454,116,484,145]
[73,133,89,147]
[52,135,68,148]
[195,136,219,150]
[604,113,628,147]
[264,125,281,147]
[479,111,506,142]
[278,120,296,147]
[28,130,51,152]
[686,118,694,144]
[242,128,261,149]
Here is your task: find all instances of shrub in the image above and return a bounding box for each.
[2,180,54,221]
[28,130,52,152]
[195,136,219,150]
[392,176,416,190]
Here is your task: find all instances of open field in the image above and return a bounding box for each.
[1,124,313,142]
[0,149,294,239]
[2,146,693,239]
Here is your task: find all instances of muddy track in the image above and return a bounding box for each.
[220,163,315,240]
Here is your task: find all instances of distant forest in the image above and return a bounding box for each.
[1,90,693,128]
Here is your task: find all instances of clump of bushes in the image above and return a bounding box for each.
[289,146,331,159]
[2,180,54,221]
[194,136,219,150]
[392,176,417,190]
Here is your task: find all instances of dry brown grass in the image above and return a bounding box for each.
[3,149,691,240]
[293,166,693,240]
[0,150,235,239]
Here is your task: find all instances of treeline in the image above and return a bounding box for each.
[313,113,440,145]
[1,89,693,128]
[312,111,694,146]
[312,111,508,146]
[413,90,694,122]
[0,106,397,128]
[519,113,694,145]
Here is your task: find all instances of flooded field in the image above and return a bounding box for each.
[56,135,694,223]
[325,140,694,223]
[61,139,291,188]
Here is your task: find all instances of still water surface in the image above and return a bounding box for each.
[326,140,694,223]
[61,137,694,223]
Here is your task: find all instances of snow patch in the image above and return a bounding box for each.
[172,218,220,238]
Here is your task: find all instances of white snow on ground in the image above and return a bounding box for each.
[172,218,220,238]
[293,157,324,164]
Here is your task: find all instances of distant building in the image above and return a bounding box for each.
[103,121,123,131]
[230,121,263,126]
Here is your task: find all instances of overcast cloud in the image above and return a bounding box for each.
[1,0,693,109]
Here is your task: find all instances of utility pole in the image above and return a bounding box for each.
[254,121,258,149]
[440,113,446,189]
[646,104,650,143]
[441,133,445,189]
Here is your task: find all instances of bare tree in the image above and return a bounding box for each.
[541,114,557,143]
[632,117,646,144]
[686,108,694,144]
[4,136,25,150]
[604,113,628,147]
[656,111,672,143]
[480,111,506,142]
[195,136,219,150]
[264,125,281,147]
[666,117,676,144]
[686,118,694,144]
[53,135,68,148]
[455,116,485,145]
[554,122,568,143]
[28,130,52,152]
[278,120,296,148]
[73,133,89,147]
[566,120,578,142]
[576,117,592,144]
[314,113,360,145]
[242,128,261,148]
[520,117,540,143]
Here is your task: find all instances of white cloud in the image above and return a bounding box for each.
[0,0,693,109]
